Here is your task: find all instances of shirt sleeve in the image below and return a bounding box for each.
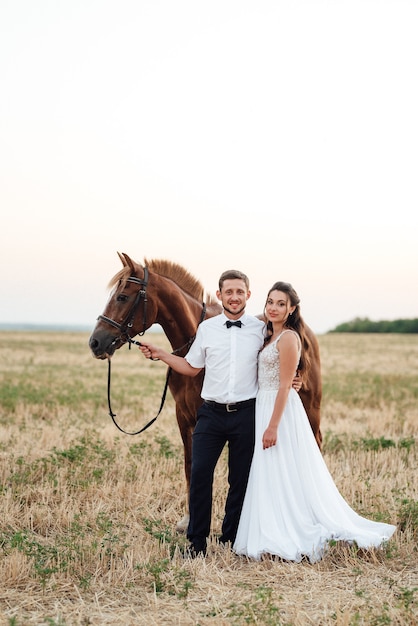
[184,326,206,369]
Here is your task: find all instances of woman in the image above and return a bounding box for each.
[233,282,396,563]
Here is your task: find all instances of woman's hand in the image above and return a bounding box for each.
[262,425,278,449]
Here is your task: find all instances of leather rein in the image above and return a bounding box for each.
[97,267,206,435]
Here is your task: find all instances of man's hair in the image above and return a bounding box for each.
[218,270,250,291]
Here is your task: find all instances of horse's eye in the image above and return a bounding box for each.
[117,294,128,302]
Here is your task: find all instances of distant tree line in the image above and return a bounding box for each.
[329,317,418,333]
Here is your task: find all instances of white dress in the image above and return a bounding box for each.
[233,331,396,563]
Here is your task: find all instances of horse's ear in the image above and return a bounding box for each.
[117,251,126,266]
[118,252,135,272]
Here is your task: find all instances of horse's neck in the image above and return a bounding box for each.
[156,292,207,354]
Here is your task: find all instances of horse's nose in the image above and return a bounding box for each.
[89,329,117,358]
[89,333,108,357]
[89,336,99,350]
[88,335,102,357]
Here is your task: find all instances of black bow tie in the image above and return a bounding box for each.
[226,320,242,328]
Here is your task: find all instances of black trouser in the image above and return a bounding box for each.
[187,400,256,550]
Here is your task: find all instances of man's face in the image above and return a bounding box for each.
[217,279,251,317]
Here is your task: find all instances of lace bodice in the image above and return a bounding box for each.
[258,331,301,392]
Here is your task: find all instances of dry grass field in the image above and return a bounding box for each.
[0,330,417,625]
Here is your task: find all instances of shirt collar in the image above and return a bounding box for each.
[221,312,247,326]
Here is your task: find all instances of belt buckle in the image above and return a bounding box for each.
[226,403,237,412]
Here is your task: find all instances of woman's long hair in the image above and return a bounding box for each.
[264,281,312,373]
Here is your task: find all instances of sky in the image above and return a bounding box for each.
[1,0,417,335]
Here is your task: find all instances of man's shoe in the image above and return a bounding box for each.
[218,535,233,546]
[182,543,207,559]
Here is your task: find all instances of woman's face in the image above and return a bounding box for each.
[265,290,295,324]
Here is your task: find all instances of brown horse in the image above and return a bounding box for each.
[89,252,322,531]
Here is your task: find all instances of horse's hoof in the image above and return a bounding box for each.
[175,514,190,534]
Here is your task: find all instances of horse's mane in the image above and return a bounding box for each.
[147,258,205,300]
[108,257,218,305]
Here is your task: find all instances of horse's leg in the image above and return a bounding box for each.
[300,388,322,450]
[308,404,322,449]
[176,515,190,534]
[175,409,194,533]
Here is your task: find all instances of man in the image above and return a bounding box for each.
[140,270,299,557]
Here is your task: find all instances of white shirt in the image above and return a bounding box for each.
[185,312,265,403]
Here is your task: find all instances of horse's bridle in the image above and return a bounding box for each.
[98,267,150,350]
[96,265,207,436]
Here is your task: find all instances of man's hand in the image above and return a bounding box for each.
[139,342,161,361]
[292,371,303,392]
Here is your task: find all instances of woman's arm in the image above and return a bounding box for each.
[262,333,300,449]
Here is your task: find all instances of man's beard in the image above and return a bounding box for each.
[223,305,246,316]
